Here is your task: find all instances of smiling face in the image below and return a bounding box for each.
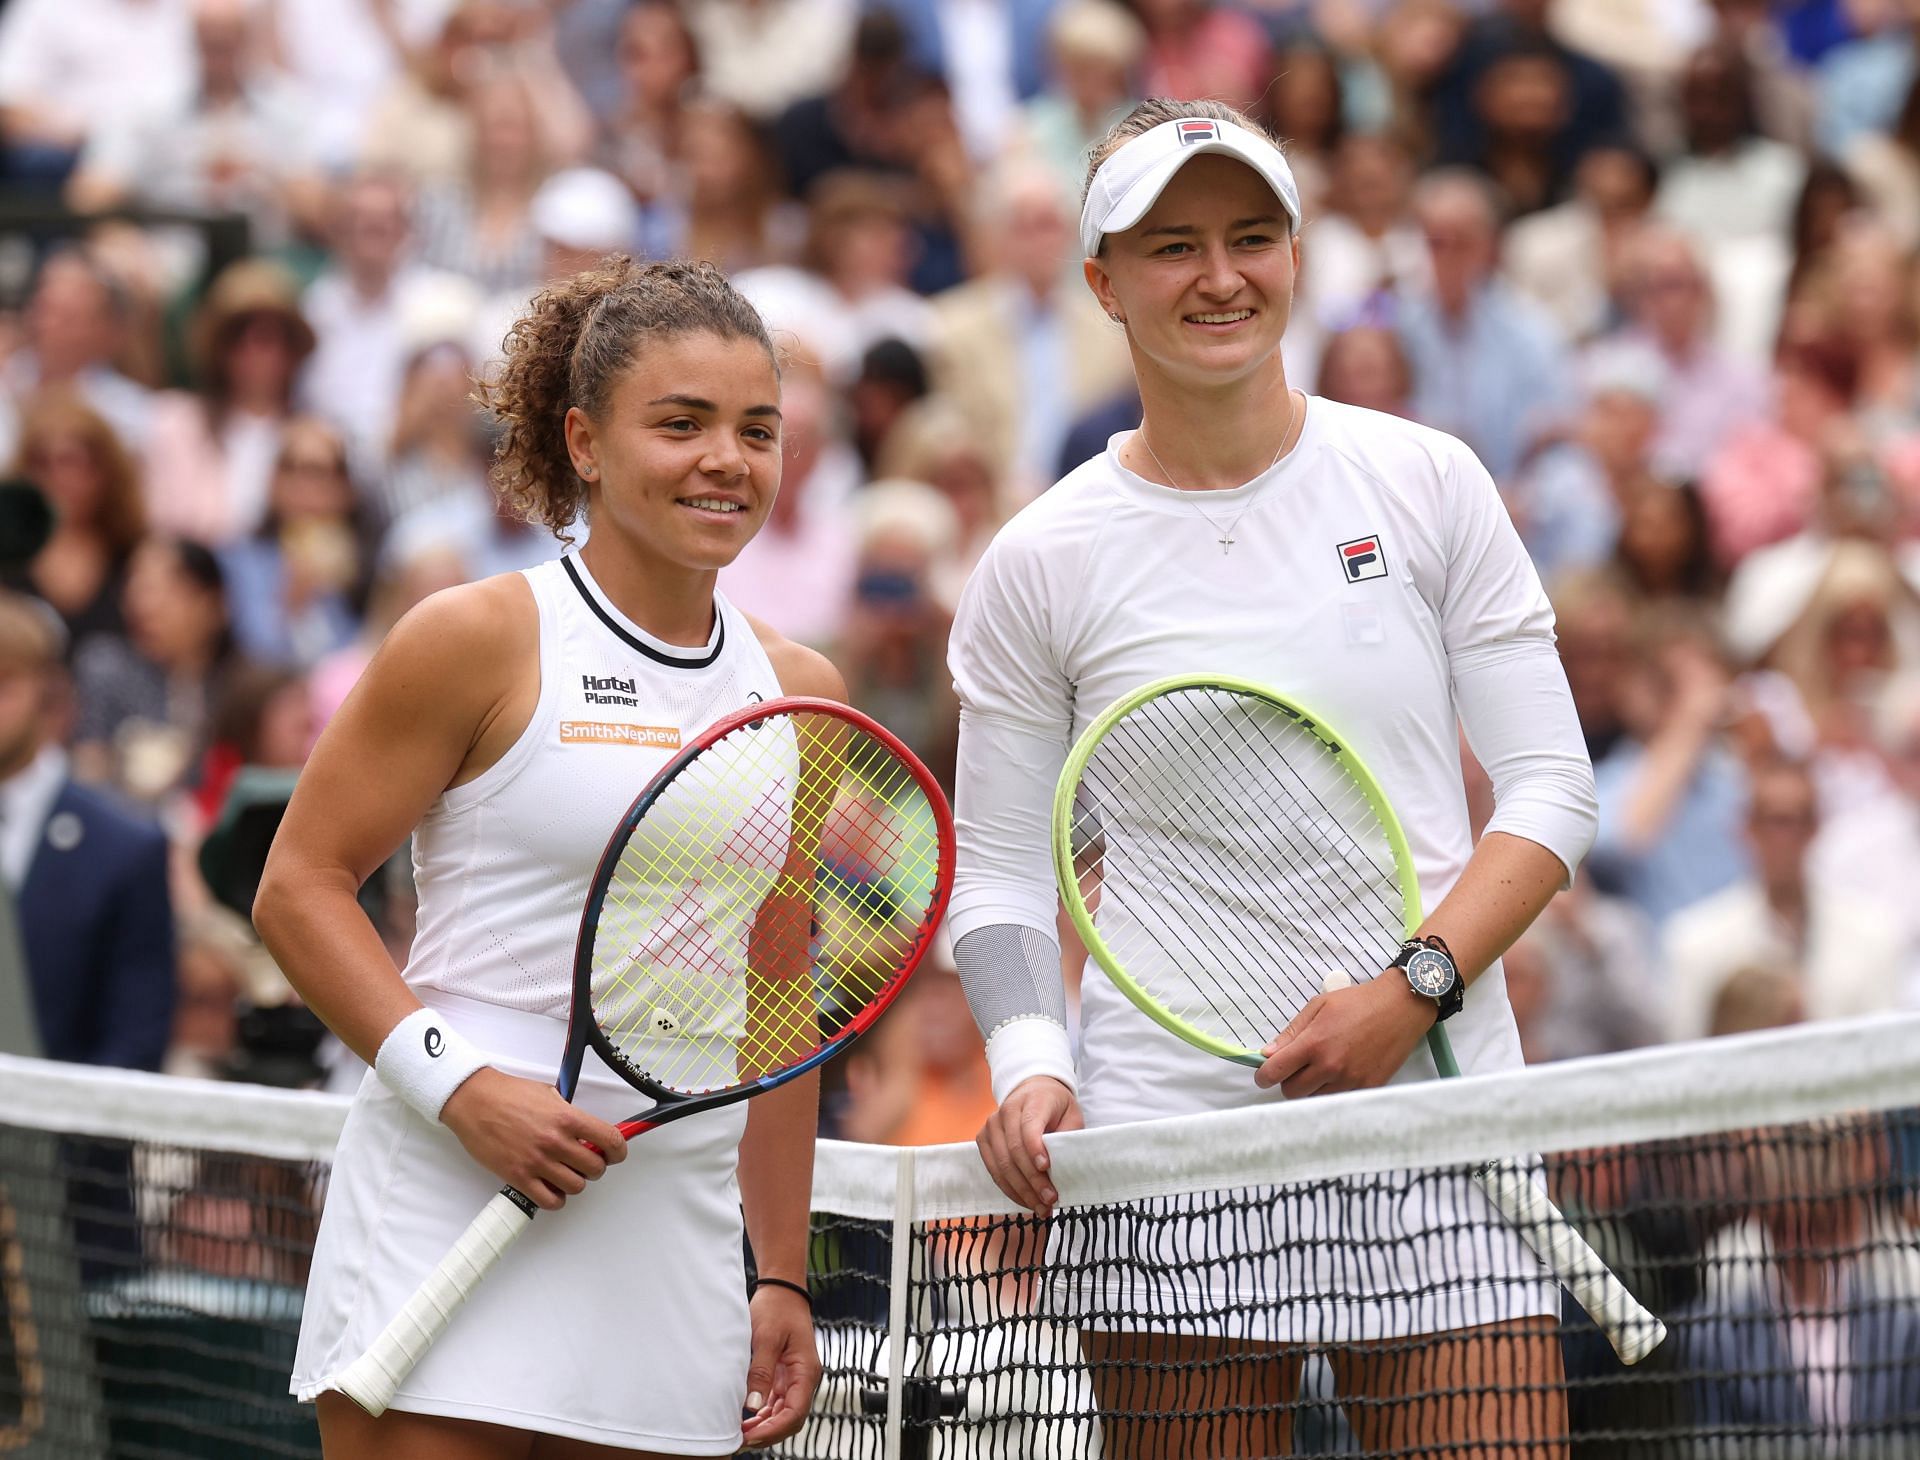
[564,330,783,576]
[1085,153,1299,390]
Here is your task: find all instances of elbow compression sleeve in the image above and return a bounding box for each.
[953,924,1077,1099]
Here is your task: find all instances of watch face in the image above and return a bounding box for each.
[1404,948,1457,999]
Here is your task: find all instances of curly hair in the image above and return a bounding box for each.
[484,256,775,538]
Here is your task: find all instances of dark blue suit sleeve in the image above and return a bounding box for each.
[88,825,176,1072]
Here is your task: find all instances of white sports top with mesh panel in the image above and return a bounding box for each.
[403,550,784,1017]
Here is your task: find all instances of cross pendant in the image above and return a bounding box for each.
[1219,535,1235,554]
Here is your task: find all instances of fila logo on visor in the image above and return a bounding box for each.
[1177,120,1220,146]
[1338,535,1388,582]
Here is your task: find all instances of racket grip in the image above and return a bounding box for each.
[330,1188,536,1416]
[1472,1158,1666,1365]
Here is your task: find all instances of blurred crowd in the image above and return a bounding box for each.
[1,0,1918,1140]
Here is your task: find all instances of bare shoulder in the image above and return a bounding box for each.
[745,614,847,702]
[373,573,537,691]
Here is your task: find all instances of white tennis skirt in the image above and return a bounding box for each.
[291,992,753,1454]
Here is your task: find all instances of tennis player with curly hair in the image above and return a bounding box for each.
[948,99,1599,1455]
[260,258,834,1458]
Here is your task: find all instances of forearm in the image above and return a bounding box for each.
[1618,719,1714,850]
[1418,831,1567,987]
[739,1073,818,1285]
[253,860,421,1064]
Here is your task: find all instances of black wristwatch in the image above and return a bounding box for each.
[1390,935,1463,1023]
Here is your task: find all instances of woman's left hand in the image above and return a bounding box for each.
[738,1285,822,1448]
[1253,974,1436,1098]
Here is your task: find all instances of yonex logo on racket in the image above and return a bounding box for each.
[1337,535,1388,582]
[1176,120,1220,146]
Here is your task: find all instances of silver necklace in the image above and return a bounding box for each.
[1138,396,1295,555]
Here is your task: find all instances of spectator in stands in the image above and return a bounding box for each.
[1511,339,1667,583]
[1613,482,1721,608]
[1366,0,1468,159]
[1429,0,1628,178]
[220,419,367,672]
[1843,64,1920,247]
[1,249,154,458]
[884,954,997,1145]
[0,0,194,189]
[1812,0,1918,156]
[1794,216,1920,431]
[1314,325,1415,419]
[1296,133,1429,351]
[770,10,925,202]
[1706,963,1807,1037]
[1553,569,1635,764]
[718,358,862,649]
[64,0,323,248]
[677,101,806,273]
[848,338,931,472]
[300,172,482,475]
[1525,871,1662,1059]
[876,0,1055,162]
[1131,0,1271,113]
[1700,337,1871,567]
[143,259,314,546]
[0,590,174,1068]
[71,536,239,801]
[1662,758,1907,1041]
[1657,38,1805,346]
[1812,674,1920,985]
[927,159,1130,493]
[1016,0,1145,204]
[736,172,937,382]
[597,0,698,249]
[1504,141,1657,345]
[691,0,858,124]
[1677,1114,1920,1435]
[1396,169,1574,482]
[1438,33,1580,215]
[1264,38,1346,191]
[839,479,961,782]
[877,395,1008,612]
[1604,225,1768,483]
[413,73,553,295]
[1588,610,1751,927]
[10,392,143,655]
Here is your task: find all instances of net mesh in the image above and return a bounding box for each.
[1,1016,1917,1458]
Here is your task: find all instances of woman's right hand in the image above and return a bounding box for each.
[438,1068,628,1210]
[976,1076,1084,1216]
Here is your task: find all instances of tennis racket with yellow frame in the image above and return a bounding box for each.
[1052,673,1665,1365]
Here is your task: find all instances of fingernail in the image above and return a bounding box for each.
[1035,1154,1048,1170]
[747,1392,764,1411]
[1043,1188,1056,1205]
[1260,1043,1276,1056]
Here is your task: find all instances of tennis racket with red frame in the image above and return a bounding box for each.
[331,697,954,1416]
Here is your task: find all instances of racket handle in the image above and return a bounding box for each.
[1472,1157,1666,1365]
[330,1188,536,1416]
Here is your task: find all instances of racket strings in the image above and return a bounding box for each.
[1094,708,1343,1033]
[591,711,944,1095]
[1073,688,1409,1052]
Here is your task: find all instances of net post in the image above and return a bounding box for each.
[882,1147,915,1460]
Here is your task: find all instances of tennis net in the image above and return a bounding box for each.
[1,1015,1916,1458]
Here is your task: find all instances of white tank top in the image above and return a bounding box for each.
[403,551,785,1017]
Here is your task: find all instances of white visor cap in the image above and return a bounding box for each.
[1079,117,1302,258]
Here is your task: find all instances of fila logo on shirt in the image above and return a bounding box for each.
[1338,535,1388,582]
[1177,120,1221,146]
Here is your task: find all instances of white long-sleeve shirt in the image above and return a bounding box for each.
[947,397,1599,1124]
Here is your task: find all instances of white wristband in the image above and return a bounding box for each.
[984,1016,1078,1103]
[375,1008,490,1125]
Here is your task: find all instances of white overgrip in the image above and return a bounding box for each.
[329,1189,536,1416]
[1473,1158,1667,1364]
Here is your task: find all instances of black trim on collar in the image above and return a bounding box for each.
[561,555,725,670]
